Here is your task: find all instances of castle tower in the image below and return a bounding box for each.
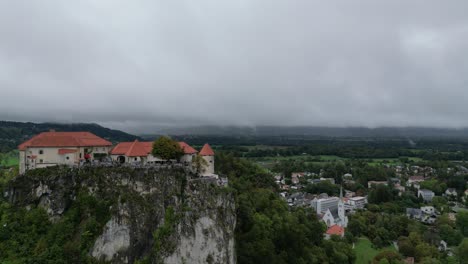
[199,143,215,176]
[338,186,348,227]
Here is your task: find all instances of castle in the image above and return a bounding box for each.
[18,131,215,176]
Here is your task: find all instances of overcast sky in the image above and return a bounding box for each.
[1,1,468,133]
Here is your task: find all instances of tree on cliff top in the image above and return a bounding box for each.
[152,136,184,161]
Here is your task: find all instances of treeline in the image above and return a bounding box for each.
[206,139,468,161]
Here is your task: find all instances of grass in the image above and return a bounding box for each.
[0,151,19,167]
[354,237,397,264]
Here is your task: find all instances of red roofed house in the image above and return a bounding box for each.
[110,140,201,167]
[325,225,345,239]
[18,131,112,174]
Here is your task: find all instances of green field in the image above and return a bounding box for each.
[354,237,397,264]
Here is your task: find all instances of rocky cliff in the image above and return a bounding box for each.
[6,166,236,264]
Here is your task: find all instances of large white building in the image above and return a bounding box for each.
[18,131,112,174]
[345,196,368,211]
[312,196,340,214]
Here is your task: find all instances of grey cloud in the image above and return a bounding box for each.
[1,1,468,133]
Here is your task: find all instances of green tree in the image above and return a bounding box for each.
[457,238,468,264]
[456,211,468,237]
[414,243,439,262]
[192,154,208,174]
[368,185,394,204]
[151,136,184,161]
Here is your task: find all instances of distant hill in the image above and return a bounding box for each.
[0,121,140,153]
[145,125,468,139]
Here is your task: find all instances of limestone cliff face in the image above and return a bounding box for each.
[6,166,236,264]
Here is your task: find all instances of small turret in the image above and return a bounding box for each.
[199,144,215,176]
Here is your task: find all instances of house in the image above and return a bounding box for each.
[407,206,437,224]
[407,176,424,189]
[345,196,368,211]
[291,172,305,178]
[406,208,422,220]
[418,189,435,202]
[394,184,406,196]
[18,131,112,174]
[325,225,345,239]
[445,188,457,197]
[367,181,388,188]
[291,174,300,185]
[420,206,435,215]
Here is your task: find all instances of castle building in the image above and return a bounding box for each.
[110,140,214,175]
[199,143,215,176]
[110,140,199,165]
[18,131,112,174]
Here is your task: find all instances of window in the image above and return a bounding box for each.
[66,157,69,160]
[39,150,44,154]
[134,158,137,161]
[39,159,43,163]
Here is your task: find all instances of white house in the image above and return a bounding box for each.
[18,131,112,174]
[445,188,458,197]
[345,196,368,211]
[418,189,435,202]
[420,206,435,215]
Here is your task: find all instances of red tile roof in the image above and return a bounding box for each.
[409,176,424,181]
[199,143,214,156]
[18,132,112,150]
[326,225,345,236]
[58,149,78,155]
[111,141,197,157]
[179,142,198,154]
[111,140,152,157]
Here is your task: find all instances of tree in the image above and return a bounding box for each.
[368,185,394,204]
[151,136,184,161]
[192,154,208,174]
[457,238,468,264]
[373,250,402,264]
[456,211,468,237]
[398,237,415,257]
[414,243,439,262]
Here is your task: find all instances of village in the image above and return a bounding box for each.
[276,163,468,260]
